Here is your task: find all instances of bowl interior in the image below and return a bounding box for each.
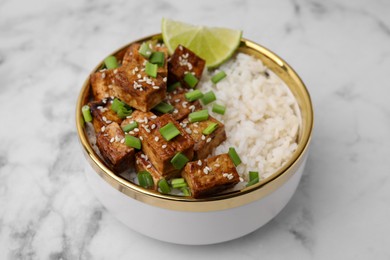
[76,34,313,212]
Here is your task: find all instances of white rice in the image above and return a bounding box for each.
[197,53,301,180]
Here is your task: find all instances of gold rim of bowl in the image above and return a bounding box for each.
[76,34,314,212]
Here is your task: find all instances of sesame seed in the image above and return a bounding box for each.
[129,131,135,135]
[175,99,181,103]
[137,74,142,79]
[101,126,106,132]
[110,137,115,143]
[214,164,220,168]
[115,135,121,142]
[113,69,118,74]
[182,102,188,108]
[134,128,139,132]
[197,160,202,166]
[173,109,179,114]
[144,117,148,123]
[179,45,183,51]
[239,177,244,182]
[185,128,192,134]
[154,136,159,142]
[139,136,143,140]
[203,168,209,174]
[201,135,206,140]
[151,124,156,130]
[153,86,160,89]
[193,130,199,134]
[146,164,152,169]
[151,115,157,119]
[120,138,125,143]
[101,72,106,79]
[162,144,167,149]
[163,77,167,82]
[206,137,212,143]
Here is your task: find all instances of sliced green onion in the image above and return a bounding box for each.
[125,135,141,149]
[228,147,241,166]
[200,91,216,105]
[167,82,181,92]
[82,105,92,123]
[247,171,260,186]
[171,178,188,188]
[145,61,157,78]
[158,178,171,194]
[139,42,152,58]
[104,56,119,69]
[185,89,203,102]
[188,109,209,123]
[184,73,198,88]
[149,52,165,67]
[121,121,138,132]
[249,171,259,182]
[111,98,123,113]
[159,122,181,141]
[117,106,132,119]
[202,122,218,135]
[212,103,226,115]
[211,71,227,84]
[170,153,189,170]
[153,102,174,114]
[181,187,191,196]
[137,171,154,189]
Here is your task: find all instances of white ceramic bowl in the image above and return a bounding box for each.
[76,35,313,245]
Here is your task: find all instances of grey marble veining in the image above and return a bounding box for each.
[1,0,390,259]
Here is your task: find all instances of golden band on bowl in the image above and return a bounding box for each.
[76,34,313,212]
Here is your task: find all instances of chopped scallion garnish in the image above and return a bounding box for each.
[202,122,218,135]
[212,103,226,115]
[82,105,92,123]
[211,71,227,84]
[228,147,241,166]
[200,91,216,105]
[159,122,181,141]
[181,187,191,196]
[137,171,154,189]
[184,73,198,88]
[111,98,123,113]
[125,135,142,149]
[170,153,189,170]
[153,102,174,114]
[145,61,157,78]
[185,89,203,102]
[167,82,181,92]
[158,178,171,194]
[139,42,152,59]
[246,171,259,186]
[171,178,188,188]
[117,106,132,119]
[188,109,209,123]
[121,121,138,132]
[104,56,119,69]
[149,52,165,67]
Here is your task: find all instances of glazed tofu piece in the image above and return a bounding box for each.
[180,116,226,159]
[89,98,123,134]
[168,45,205,88]
[120,110,157,137]
[96,122,134,172]
[135,152,160,190]
[122,43,169,78]
[139,114,194,176]
[90,69,117,101]
[111,62,167,112]
[182,154,240,198]
[165,88,202,121]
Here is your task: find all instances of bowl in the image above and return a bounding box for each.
[76,34,313,245]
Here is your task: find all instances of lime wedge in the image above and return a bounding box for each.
[161,18,242,69]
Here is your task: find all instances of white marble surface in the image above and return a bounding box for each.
[1,0,389,259]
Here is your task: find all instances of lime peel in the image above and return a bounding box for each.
[161,18,242,68]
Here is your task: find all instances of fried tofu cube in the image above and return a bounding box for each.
[96,122,134,172]
[168,45,205,88]
[165,88,202,120]
[89,98,123,134]
[120,110,157,137]
[139,114,194,176]
[135,152,160,190]
[181,116,226,159]
[182,154,240,198]
[111,62,166,112]
[90,69,117,101]
[122,43,169,78]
